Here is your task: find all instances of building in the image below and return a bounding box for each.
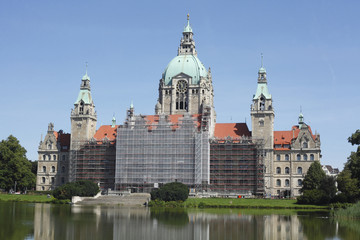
[36,16,321,197]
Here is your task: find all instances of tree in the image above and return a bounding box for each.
[150,182,189,202]
[301,161,326,192]
[52,180,99,200]
[0,135,36,191]
[30,160,38,176]
[336,169,360,202]
[297,161,336,204]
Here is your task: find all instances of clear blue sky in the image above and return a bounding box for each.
[0,1,358,170]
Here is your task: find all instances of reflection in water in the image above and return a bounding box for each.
[1,202,360,240]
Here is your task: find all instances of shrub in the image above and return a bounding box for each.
[52,180,99,200]
[150,182,189,202]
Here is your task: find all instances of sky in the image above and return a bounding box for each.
[0,0,359,170]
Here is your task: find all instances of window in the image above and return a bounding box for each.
[297,167,303,174]
[310,154,314,161]
[43,155,46,161]
[259,120,264,126]
[62,166,65,173]
[285,154,289,161]
[276,155,280,161]
[276,179,281,186]
[61,177,65,184]
[79,101,84,114]
[42,177,45,183]
[259,97,265,110]
[276,167,281,174]
[285,179,290,187]
[298,179,303,186]
[51,177,54,184]
[285,167,290,174]
[48,155,51,161]
[48,144,52,150]
[297,154,301,161]
[303,154,308,161]
[303,142,308,148]
[41,186,45,191]
[53,155,56,161]
[52,166,55,172]
[43,166,46,172]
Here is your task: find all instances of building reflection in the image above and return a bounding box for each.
[34,204,360,240]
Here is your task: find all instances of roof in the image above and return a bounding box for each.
[94,125,119,141]
[253,82,271,100]
[144,114,201,131]
[274,125,317,150]
[75,89,92,104]
[162,55,207,85]
[214,123,251,139]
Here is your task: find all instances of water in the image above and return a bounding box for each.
[0,202,359,240]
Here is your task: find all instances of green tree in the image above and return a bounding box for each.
[0,135,36,191]
[150,182,189,202]
[345,130,360,183]
[301,161,326,192]
[30,160,38,175]
[52,180,99,200]
[337,169,360,202]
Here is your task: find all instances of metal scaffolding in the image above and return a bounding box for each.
[69,139,116,190]
[115,114,209,192]
[209,137,264,196]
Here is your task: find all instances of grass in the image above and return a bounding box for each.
[0,194,54,203]
[333,201,360,219]
[183,198,329,209]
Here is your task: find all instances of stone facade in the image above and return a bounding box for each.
[36,123,70,191]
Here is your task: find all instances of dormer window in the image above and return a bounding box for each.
[259,97,265,110]
[303,142,308,148]
[48,144,52,150]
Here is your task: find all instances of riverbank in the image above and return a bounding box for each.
[150,198,330,209]
[0,194,53,203]
[333,201,360,219]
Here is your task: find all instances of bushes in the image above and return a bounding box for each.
[150,182,189,202]
[52,180,99,200]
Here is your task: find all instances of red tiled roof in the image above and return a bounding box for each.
[144,114,201,130]
[214,123,251,139]
[274,125,317,150]
[53,131,70,152]
[94,125,119,141]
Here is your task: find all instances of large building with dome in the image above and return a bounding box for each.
[36,16,321,197]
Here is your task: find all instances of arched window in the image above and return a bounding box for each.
[51,166,55,172]
[277,155,280,161]
[62,166,65,173]
[42,177,45,183]
[297,167,303,174]
[303,142,308,148]
[285,167,290,174]
[285,154,289,161]
[259,97,265,110]
[276,179,281,186]
[276,167,281,174]
[298,179,303,186]
[41,186,45,191]
[43,155,46,161]
[297,154,301,161]
[53,155,56,161]
[285,179,290,187]
[79,101,84,114]
[303,154,308,161]
[43,166,46,172]
[310,154,314,161]
[48,155,51,161]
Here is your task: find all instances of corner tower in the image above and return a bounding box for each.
[251,59,275,195]
[156,14,216,135]
[70,71,97,150]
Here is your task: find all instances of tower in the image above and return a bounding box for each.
[251,59,275,196]
[156,14,216,135]
[70,71,97,150]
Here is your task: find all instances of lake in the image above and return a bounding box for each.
[0,202,359,240]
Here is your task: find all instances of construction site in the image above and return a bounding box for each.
[209,137,264,196]
[115,113,210,193]
[69,139,116,190]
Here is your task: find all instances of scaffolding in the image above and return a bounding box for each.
[69,139,116,190]
[209,136,264,196]
[115,114,209,192]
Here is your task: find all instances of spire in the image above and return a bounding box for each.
[184,13,193,33]
[259,53,266,74]
[298,110,304,129]
[253,54,271,100]
[111,114,116,128]
[178,14,196,56]
[130,100,134,109]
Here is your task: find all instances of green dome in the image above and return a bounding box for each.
[162,55,207,85]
